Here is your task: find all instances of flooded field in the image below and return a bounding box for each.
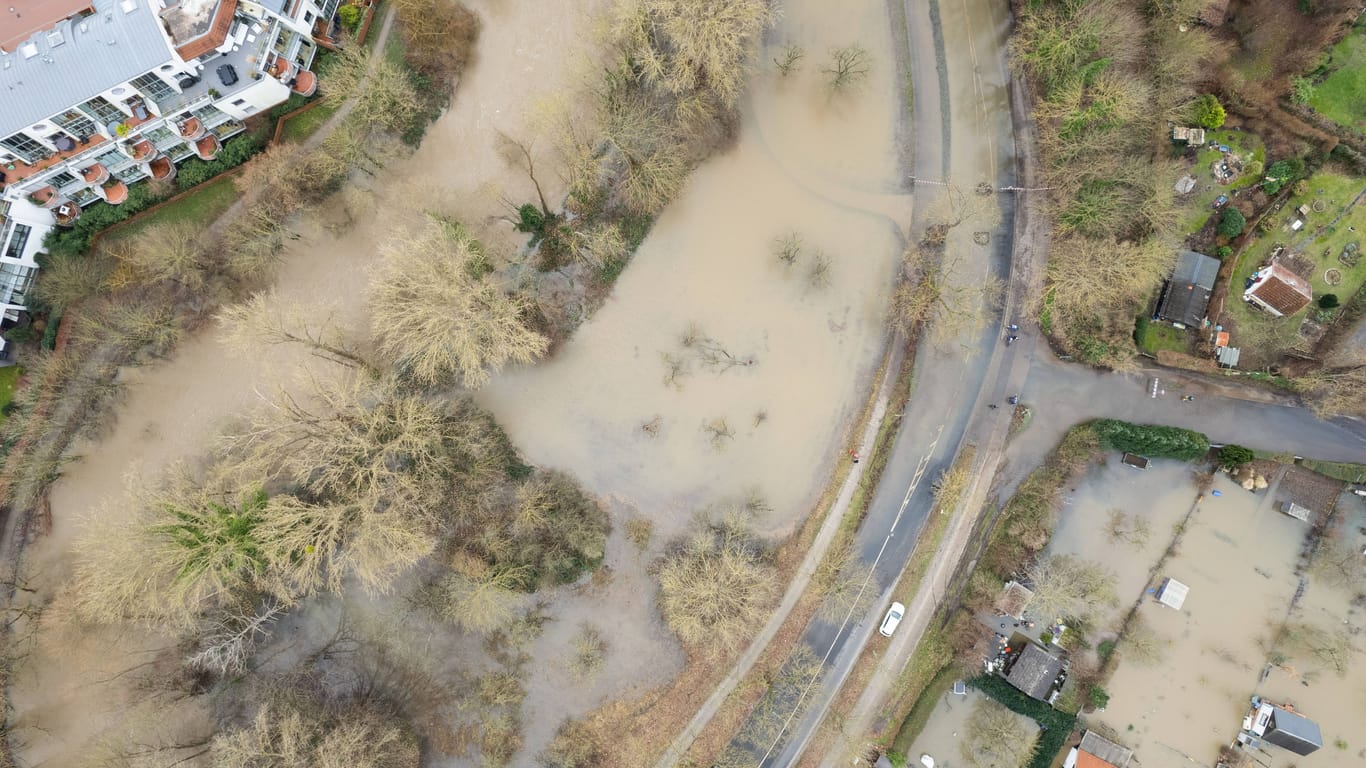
[907,688,1040,768]
[6,0,909,764]
[1050,460,1366,768]
[475,0,907,541]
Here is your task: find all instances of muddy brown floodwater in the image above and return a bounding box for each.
[7,0,911,764]
[474,0,908,543]
[1048,460,1366,768]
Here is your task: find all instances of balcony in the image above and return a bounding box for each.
[0,135,109,193]
[148,156,176,181]
[290,70,318,97]
[82,163,111,184]
[27,186,62,209]
[100,180,129,205]
[124,138,157,162]
[194,134,221,161]
[175,116,205,141]
[54,202,81,228]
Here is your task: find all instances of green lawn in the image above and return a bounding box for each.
[1309,28,1366,130]
[1135,316,1190,355]
[102,175,240,245]
[279,101,340,144]
[1224,170,1366,364]
[1178,129,1266,235]
[0,365,23,424]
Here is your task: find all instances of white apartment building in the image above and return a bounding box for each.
[0,0,341,355]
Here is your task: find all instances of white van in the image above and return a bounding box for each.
[879,602,905,637]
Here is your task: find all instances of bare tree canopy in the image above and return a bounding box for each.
[369,219,548,389]
[210,699,418,768]
[1025,554,1117,622]
[960,697,1038,768]
[610,0,774,108]
[658,510,777,657]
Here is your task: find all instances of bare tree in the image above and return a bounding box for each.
[960,697,1038,768]
[109,222,216,294]
[1275,622,1358,677]
[774,43,806,76]
[657,512,777,657]
[1118,613,1166,666]
[565,222,628,270]
[567,622,608,679]
[390,0,479,82]
[421,553,526,634]
[610,0,775,108]
[1025,555,1117,622]
[217,291,376,373]
[369,218,548,389]
[34,251,112,312]
[702,417,736,450]
[807,250,832,289]
[1104,509,1151,549]
[497,131,554,217]
[892,247,1003,346]
[1302,366,1366,418]
[210,699,419,768]
[186,601,288,677]
[823,45,871,92]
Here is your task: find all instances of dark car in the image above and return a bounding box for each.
[176,72,200,89]
[216,64,239,87]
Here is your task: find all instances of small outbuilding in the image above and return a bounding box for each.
[996,581,1034,620]
[1078,731,1134,768]
[1121,453,1150,470]
[1004,643,1065,701]
[1172,126,1207,146]
[1155,577,1189,610]
[1156,250,1220,326]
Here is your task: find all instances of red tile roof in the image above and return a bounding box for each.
[0,0,92,52]
[1247,263,1312,316]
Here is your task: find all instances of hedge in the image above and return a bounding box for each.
[1091,418,1210,461]
[969,675,1077,768]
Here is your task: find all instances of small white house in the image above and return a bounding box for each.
[1155,577,1189,610]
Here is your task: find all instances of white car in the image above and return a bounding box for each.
[879,602,905,637]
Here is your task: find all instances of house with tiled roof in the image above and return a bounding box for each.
[1243,262,1312,317]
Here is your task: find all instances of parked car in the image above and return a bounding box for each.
[879,602,905,637]
[176,72,200,89]
[216,64,239,86]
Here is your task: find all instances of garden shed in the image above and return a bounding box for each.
[1155,577,1189,610]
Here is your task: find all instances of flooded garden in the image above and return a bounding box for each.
[907,455,1366,768]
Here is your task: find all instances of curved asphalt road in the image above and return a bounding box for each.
[715,0,1366,765]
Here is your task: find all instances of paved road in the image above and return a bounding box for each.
[717,0,1366,765]
[729,0,1020,764]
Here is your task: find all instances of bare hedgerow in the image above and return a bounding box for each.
[657,510,777,657]
[210,697,419,768]
[369,218,548,389]
[539,718,603,768]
